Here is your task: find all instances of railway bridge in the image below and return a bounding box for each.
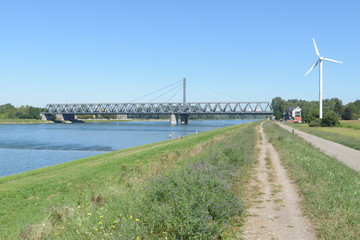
[41,78,273,124]
[41,102,273,125]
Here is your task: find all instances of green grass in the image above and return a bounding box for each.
[340,120,360,130]
[263,121,360,239]
[285,122,360,150]
[0,119,50,124]
[0,122,258,239]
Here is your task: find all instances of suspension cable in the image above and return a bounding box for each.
[147,82,183,103]
[129,80,182,103]
[166,86,183,103]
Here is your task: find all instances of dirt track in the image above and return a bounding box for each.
[277,122,360,172]
[241,123,315,240]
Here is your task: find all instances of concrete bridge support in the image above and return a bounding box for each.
[170,114,178,125]
[40,113,52,121]
[56,114,76,121]
[180,114,188,125]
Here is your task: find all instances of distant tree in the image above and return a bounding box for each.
[271,97,286,120]
[354,100,360,115]
[0,104,42,119]
[334,101,343,116]
[309,119,321,127]
[343,103,358,120]
[321,110,340,127]
[304,109,319,123]
[26,106,42,119]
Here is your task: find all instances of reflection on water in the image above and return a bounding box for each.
[0,120,255,177]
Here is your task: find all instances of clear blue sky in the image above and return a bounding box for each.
[1,0,359,107]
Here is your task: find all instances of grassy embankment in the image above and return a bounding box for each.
[285,121,360,150]
[340,120,360,130]
[0,119,51,124]
[263,121,360,239]
[0,121,258,239]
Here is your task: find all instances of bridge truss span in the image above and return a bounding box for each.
[43,102,273,115]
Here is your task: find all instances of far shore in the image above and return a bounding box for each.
[0,119,53,125]
[0,118,170,125]
[0,118,256,125]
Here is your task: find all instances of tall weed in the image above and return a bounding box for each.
[33,124,256,239]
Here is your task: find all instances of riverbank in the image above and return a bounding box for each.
[0,119,52,124]
[0,118,173,124]
[0,122,258,238]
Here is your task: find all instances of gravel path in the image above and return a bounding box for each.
[277,122,360,172]
[242,123,315,240]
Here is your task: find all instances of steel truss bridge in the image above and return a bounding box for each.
[43,102,272,115]
[41,102,273,124]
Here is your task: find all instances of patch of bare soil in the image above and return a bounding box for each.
[241,123,315,240]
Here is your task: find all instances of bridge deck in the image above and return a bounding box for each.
[42,102,273,115]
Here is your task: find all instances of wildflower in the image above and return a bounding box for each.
[55,232,60,235]
[130,216,133,219]
[137,237,140,240]
[136,218,140,222]
[98,222,102,225]
[110,233,113,236]
[95,227,98,231]
[113,220,117,223]
[111,225,116,229]
[100,216,104,218]
[87,213,92,216]
[62,226,64,229]
[162,232,167,234]
[165,237,168,240]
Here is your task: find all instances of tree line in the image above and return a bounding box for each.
[271,97,360,122]
[0,104,43,120]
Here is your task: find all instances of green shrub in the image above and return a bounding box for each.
[31,124,257,239]
[309,118,321,127]
[321,110,340,127]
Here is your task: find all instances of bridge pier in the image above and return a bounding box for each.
[170,114,178,125]
[40,113,52,121]
[56,114,76,121]
[180,114,188,125]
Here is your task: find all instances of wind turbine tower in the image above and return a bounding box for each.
[305,38,342,119]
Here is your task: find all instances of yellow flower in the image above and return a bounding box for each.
[130,216,133,219]
[162,232,167,234]
[100,215,104,218]
[62,226,64,229]
[55,232,60,235]
[110,233,113,236]
[98,221,102,225]
[95,227,98,231]
[135,218,140,222]
[111,225,116,229]
[87,213,92,216]
[165,237,168,240]
[113,220,117,223]
[137,237,140,240]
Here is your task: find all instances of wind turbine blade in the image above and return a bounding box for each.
[323,58,343,64]
[313,38,320,57]
[305,61,319,76]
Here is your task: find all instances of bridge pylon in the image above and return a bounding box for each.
[170,114,178,125]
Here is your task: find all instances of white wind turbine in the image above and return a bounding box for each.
[305,38,342,119]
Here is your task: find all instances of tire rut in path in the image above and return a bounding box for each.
[241,123,315,240]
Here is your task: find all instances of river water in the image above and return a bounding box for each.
[0,120,254,177]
